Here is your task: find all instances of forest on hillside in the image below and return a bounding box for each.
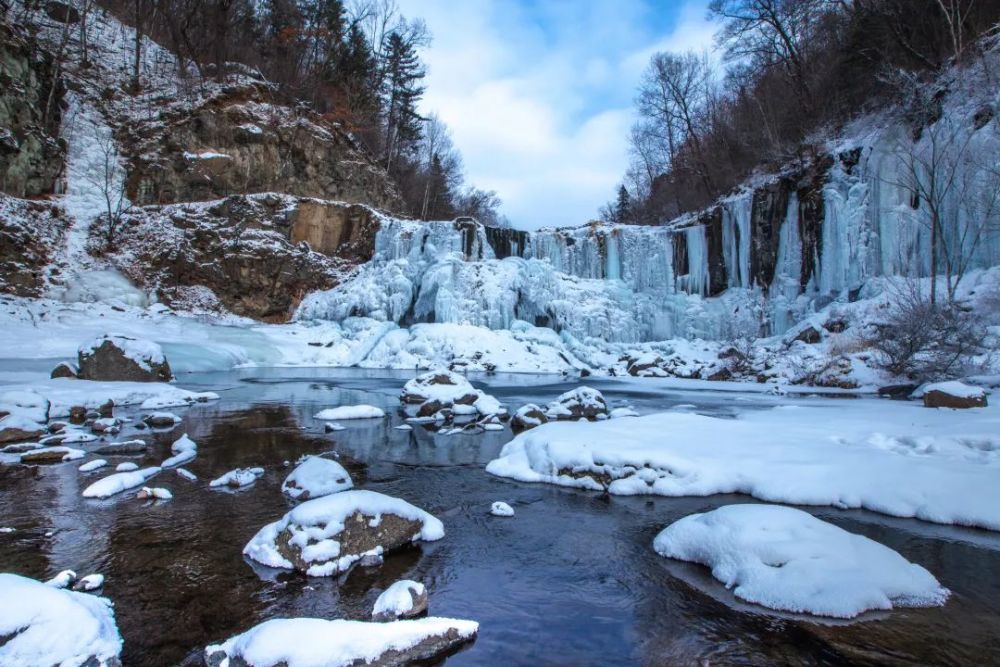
[602,0,1000,226]
[3,0,507,225]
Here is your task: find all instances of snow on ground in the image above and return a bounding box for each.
[244,490,445,576]
[204,617,478,667]
[490,502,515,517]
[82,467,161,499]
[0,573,123,666]
[314,405,385,420]
[653,504,949,618]
[282,457,353,500]
[486,399,1000,530]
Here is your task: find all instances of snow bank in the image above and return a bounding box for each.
[83,467,161,498]
[486,401,1000,530]
[244,490,445,576]
[205,617,478,667]
[314,405,385,420]
[653,504,949,618]
[0,573,123,666]
[282,457,353,500]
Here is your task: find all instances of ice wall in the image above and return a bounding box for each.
[298,79,999,343]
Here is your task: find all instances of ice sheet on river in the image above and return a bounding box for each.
[486,400,1000,530]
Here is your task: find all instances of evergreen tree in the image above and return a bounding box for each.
[331,24,379,134]
[381,31,425,173]
[614,185,632,224]
[424,153,456,220]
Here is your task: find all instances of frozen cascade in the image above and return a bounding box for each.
[297,87,999,343]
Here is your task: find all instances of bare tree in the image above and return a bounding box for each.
[85,132,131,250]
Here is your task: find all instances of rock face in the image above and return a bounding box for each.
[0,198,70,297]
[78,335,172,382]
[127,82,401,211]
[922,382,988,409]
[103,194,378,320]
[243,490,445,577]
[0,21,65,198]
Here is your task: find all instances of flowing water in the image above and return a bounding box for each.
[2,368,999,666]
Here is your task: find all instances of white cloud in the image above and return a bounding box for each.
[395,0,717,230]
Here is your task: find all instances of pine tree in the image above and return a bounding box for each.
[424,153,456,220]
[381,31,425,174]
[614,185,632,224]
[331,24,379,134]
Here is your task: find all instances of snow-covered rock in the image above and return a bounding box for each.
[21,445,85,463]
[45,570,77,589]
[372,580,428,622]
[0,573,122,666]
[314,405,385,420]
[79,459,108,472]
[177,468,197,481]
[490,501,514,517]
[922,381,988,409]
[0,413,45,444]
[243,490,445,576]
[94,439,147,455]
[653,504,950,618]
[115,462,138,472]
[210,467,265,489]
[400,370,504,421]
[136,486,173,500]
[609,406,639,419]
[545,386,608,421]
[144,411,181,427]
[139,391,219,410]
[73,574,105,592]
[161,433,196,467]
[510,404,548,431]
[486,402,1000,530]
[82,466,161,498]
[282,457,353,500]
[78,334,172,382]
[204,616,478,667]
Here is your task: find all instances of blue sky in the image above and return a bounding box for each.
[395,0,718,230]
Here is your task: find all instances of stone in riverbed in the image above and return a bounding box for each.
[281,456,353,500]
[510,404,548,431]
[372,580,429,622]
[545,386,608,421]
[243,490,444,576]
[0,414,45,444]
[50,361,78,379]
[77,334,172,382]
[94,439,148,455]
[20,445,84,463]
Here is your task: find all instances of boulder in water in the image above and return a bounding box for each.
[77,334,172,382]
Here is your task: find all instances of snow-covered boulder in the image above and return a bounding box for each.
[372,580,428,622]
[545,386,608,421]
[83,467,161,499]
[625,352,669,377]
[510,404,547,431]
[0,413,45,444]
[653,504,950,618]
[400,370,504,420]
[282,457,353,500]
[21,445,85,463]
[243,489,444,576]
[73,574,105,592]
[91,417,122,434]
[95,439,147,455]
[0,572,123,667]
[314,405,385,420]
[162,433,197,467]
[116,462,139,472]
[204,616,477,667]
[922,381,988,409]
[210,467,264,489]
[143,411,181,427]
[50,361,79,379]
[79,459,108,472]
[78,334,172,382]
[490,501,514,517]
[136,486,173,500]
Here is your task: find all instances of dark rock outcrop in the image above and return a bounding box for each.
[0,21,65,198]
[0,198,69,297]
[78,335,172,382]
[923,384,988,409]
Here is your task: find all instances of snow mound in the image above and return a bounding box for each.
[161,433,197,467]
[204,616,478,667]
[490,501,514,517]
[210,467,265,489]
[115,462,138,472]
[400,370,504,420]
[282,457,353,500]
[0,573,123,666]
[314,405,385,420]
[79,459,108,472]
[373,580,427,621]
[83,467,161,498]
[545,386,608,421]
[653,504,950,618]
[244,490,445,577]
[486,403,1000,530]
